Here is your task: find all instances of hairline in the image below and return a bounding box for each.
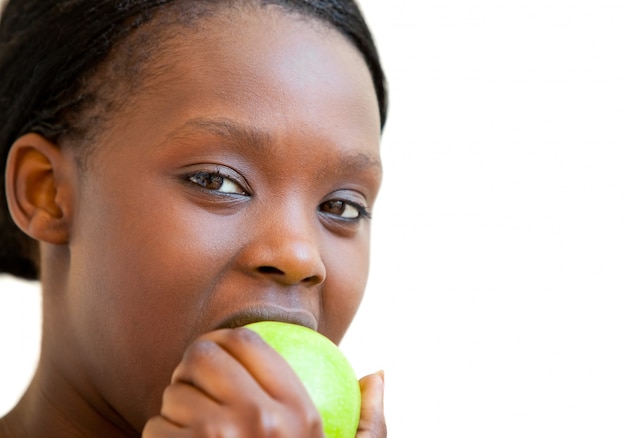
[63,1,378,171]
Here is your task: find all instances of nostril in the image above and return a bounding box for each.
[302,275,319,284]
[257,266,283,275]
[255,263,324,286]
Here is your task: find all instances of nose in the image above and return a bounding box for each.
[239,215,326,286]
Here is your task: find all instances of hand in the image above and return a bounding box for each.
[143,328,325,437]
[357,371,387,438]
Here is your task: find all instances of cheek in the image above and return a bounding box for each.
[67,176,246,417]
[320,231,371,343]
[73,183,239,336]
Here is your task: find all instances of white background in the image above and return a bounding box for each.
[2,1,626,436]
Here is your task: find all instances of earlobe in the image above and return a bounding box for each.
[5,133,73,245]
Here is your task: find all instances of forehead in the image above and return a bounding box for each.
[90,4,381,171]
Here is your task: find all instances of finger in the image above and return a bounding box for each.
[159,381,223,428]
[158,383,245,436]
[175,328,313,407]
[218,328,313,403]
[171,329,270,405]
[142,415,192,438]
[357,371,387,438]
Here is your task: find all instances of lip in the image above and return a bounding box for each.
[216,305,318,331]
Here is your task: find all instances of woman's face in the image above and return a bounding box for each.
[59,5,381,428]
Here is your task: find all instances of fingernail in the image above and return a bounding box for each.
[376,369,385,383]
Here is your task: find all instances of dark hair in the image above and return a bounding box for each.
[0,0,388,280]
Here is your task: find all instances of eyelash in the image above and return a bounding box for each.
[319,199,372,221]
[186,170,248,196]
[185,170,371,221]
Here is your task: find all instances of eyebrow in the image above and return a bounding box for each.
[163,117,273,154]
[163,116,382,174]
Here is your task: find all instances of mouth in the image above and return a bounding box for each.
[216,305,318,331]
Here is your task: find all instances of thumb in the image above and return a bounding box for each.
[357,370,386,438]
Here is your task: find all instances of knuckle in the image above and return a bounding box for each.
[255,403,323,437]
[141,416,166,436]
[183,336,222,366]
[303,408,324,435]
[258,409,281,434]
[197,421,234,437]
[161,381,182,403]
[227,326,263,346]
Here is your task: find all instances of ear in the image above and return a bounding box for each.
[5,133,73,245]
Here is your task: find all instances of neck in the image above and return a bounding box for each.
[0,355,139,438]
[0,250,140,438]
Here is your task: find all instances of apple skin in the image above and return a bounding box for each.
[245,321,361,438]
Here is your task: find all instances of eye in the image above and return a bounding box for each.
[319,199,371,220]
[188,171,247,195]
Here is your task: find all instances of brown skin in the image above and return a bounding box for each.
[1,6,385,438]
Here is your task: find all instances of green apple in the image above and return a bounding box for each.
[245,321,361,438]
